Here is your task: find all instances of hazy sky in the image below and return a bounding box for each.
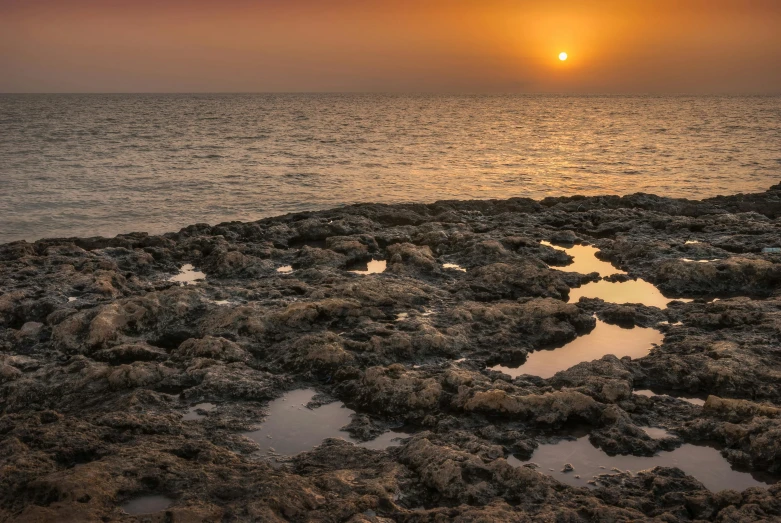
[1,0,780,93]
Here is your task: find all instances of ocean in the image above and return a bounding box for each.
[1,93,779,244]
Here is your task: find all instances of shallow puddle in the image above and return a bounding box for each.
[169,264,206,285]
[357,431,407,450]
[244,389,353,457]
[634,389,707,406]
[568,278,689,309]
[443,263,467,272]
[121,495,174,515]
[67,297,77,302]
[508,435,770,492]
[682,258,721,263]
[244,389,403,461]
[490,320,662,379]
[541,241,625,277]
[542,241,690,308]
[349,259,387,274]
[183,402,216,420]
[276,265,293,274]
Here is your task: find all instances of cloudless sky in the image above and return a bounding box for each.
[1,0,780,93]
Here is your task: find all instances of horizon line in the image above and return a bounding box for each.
[2,91,780,96]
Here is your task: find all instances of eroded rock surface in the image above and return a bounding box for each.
[2,184,781,521]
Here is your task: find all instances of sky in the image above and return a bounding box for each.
[1,0,780,94]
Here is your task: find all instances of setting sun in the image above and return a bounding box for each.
[559,52,568,61]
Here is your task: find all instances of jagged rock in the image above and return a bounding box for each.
[703,396,780,422]
[174,336,249,363]
[464,390,602,425]
[653,257,781,297]
[2,184,781,520]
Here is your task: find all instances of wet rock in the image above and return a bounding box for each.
[287,331,354,369]
[16,321,44,340]
[349,366,443,416]
[106,362,172,390]
[398,436,554,505]
[653,256,781,297]
[173,336,249,363]
[448,298,594,352]
[464,261,571,301]
[294,245,347,269]
[3,184,781,520]
[326,235,378,263]
[549,230,579,244]
[184,364,285,401]
[594,301,667,328]
[703,396,780,422]
[386,243,438,274]
[92,343,168,364]
[0,291,28,328]
[464,390,602,426]
[52,289,205,353]
[203,249,273,278]
[0,364,23,383]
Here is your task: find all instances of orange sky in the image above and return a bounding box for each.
[1,0,780,93]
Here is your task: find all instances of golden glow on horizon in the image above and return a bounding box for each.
[0,1,779,93]
[559,52,568,61]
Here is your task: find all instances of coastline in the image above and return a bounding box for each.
[2,183,781,521]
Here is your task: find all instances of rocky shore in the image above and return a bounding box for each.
[2,183,781,522]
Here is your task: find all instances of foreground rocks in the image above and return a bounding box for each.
[1,184,781,521]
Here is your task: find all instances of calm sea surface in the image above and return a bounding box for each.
[1,94,780,243]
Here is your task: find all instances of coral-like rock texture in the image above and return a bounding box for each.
[2,183,781,521]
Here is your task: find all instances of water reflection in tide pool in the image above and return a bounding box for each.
[541,241,624,277]
[682,258,721,263]
[634,389,707,406]
[490,320,662,379]
[508,435,772,492]
[169,264,206,285]
[359,430,408,450]
[542,241,689,308]
[243,389,405,461]
[121,495,174,515]
[568,278,687,309]
[443,263,467,272]
[349,259,387,275]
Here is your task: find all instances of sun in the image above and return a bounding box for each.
[559,52,568,61]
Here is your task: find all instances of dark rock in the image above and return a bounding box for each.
[2,184,781,521]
